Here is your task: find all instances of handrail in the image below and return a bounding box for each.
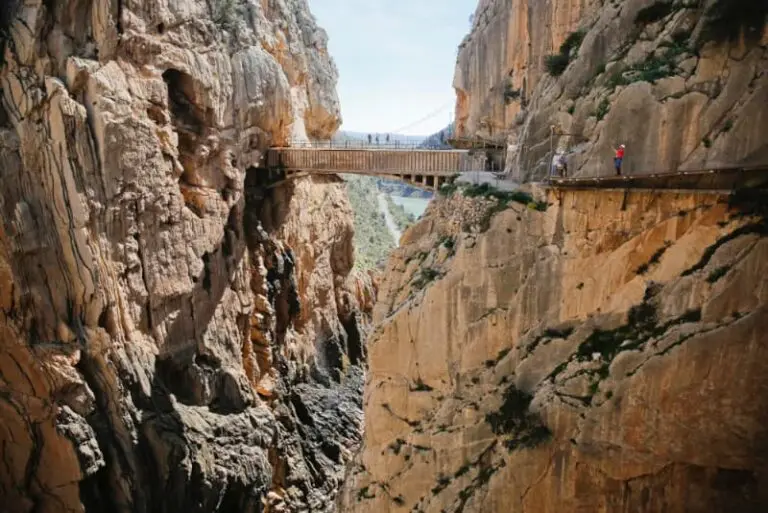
[545,165,768,191]
[275,140,460,150]
[548,163,768,181]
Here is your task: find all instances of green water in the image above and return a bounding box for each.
[390,196,430,218]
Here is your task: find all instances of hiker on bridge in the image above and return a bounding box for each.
[614,144,625,175]
[551,152,567,178]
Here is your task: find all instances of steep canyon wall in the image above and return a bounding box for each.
[454,0,768,179]
[340,1,768,512]
[0,1,374,512]
[341,185,768,513]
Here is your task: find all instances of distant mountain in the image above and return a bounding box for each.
[332,130,426,145]
[419,123,455,149]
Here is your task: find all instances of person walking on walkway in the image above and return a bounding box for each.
[556,153,568,177]
[614,144,625,175]
[551,153,560,179]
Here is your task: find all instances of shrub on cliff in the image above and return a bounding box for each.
[544,54,570,76]
[212,0,240,33]
[485,385,551,451]
[544,30,585,77]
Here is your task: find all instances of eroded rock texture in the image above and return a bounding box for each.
[340,188,768,512]
[454,0,768,179]
[0,1,373,512]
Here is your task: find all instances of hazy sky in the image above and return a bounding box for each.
[310,0,477,136]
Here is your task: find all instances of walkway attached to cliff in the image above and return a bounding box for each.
[543,165,768,192]
[265,143,503,191]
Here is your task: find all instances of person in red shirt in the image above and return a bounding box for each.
[614,144,625,175]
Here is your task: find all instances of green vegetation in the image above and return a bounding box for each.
[485,385,552,451]
[345,175,395,270]
[410,377,434,392]
[595,63,606,76]
[527,326,575,353]
[357,486,375,500]
[503,82,522,104]
[439,235,455,250]
[576,299,702,380]
[384,194,416,232]
[700,0,768,45]
[595,98,610,121]
[634,1,675,25]
[560,30,586,57]
[212,0,239,32]
[702,136,712,148]
[460,183,547,231]
[438,181,459,197]
[412,267,441,290]
[544,53,571,77]
[721,119,734,133]
[431,475,452,495]
[729,189,768,220]
[544,30,585,76]
[544,327,575,339]
[455,463,471,478]
[608,38,690,88]
[388,438,406,455]
[567,105,576,115]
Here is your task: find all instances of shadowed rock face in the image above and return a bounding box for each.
[454,0,768,179]
[0,1,374,512]
[340,187,768,513]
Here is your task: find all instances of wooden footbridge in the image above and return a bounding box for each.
[265,143,503,191]
[264,141,767,194]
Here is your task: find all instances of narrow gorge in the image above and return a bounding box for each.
[1,1,767,513]
[342,0,768,512]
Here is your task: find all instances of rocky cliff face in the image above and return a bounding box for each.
[454,0,768,179]
[340,186,768,512]
[0,1,374,512]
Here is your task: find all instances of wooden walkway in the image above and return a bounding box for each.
[264,145,767,193]
[265,147,496,190]
[544,166,768,192]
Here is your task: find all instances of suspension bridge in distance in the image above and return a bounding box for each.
[265,142,504,191]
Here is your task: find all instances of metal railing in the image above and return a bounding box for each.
[274,139,454,150]
[545,163,768,191]
[265,147,494,174]
[548,162,768,180]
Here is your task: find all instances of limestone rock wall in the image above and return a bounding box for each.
[454,0,768,179]
[0,1,371,512]
[340,187,768,512]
